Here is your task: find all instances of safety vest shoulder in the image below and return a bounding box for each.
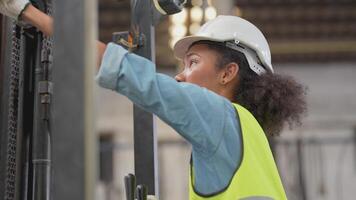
[189,103,287,200]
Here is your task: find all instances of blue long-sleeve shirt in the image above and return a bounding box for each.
[95,43,242,195]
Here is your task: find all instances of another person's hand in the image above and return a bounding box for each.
[1,0,53,37]
[0,0,30,20]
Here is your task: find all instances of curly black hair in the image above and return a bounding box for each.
[191,40,307,136]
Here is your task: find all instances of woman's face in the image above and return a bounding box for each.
[175,44,222,93]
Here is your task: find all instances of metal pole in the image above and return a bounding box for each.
[116,1,186,197]
[31,25,51,200]
[52,0,97,199]
[130,0,159,196]
[18,25,38,200]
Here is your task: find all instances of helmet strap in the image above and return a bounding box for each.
[225,41,267,76]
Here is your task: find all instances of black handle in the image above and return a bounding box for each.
[136,184,147,200]
[124,173,136,200]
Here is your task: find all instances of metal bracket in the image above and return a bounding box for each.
[41,49,53,63]
[38,81,53,95]
[112,28,145,52]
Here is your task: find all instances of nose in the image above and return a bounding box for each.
[175,71,185,82]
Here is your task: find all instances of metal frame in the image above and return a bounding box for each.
[0,4,53,198]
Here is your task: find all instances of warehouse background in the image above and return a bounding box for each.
[95,0,356,199]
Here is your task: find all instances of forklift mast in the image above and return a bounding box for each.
[0,1,53,199]
[0,0,185,199]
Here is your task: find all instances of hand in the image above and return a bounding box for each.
[0,0,30,20]
[97,41,107,71]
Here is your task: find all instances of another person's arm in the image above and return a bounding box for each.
[1,0,107,68]
[20,4,53,36]
[20,4,107,68]
[0,0,52,36]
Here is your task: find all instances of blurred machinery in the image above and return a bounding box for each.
[99,0,356,67]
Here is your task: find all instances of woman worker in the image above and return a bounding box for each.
[1,1,307,199]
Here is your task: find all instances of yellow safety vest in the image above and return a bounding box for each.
[189,103,287,200]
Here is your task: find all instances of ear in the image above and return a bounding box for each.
[220,62,239,85]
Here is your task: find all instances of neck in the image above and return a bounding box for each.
[220,90,235,102]
[216,85,235,102]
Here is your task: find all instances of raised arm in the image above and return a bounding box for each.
[96,43,232,155]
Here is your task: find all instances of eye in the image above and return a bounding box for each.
[189,59,198,67]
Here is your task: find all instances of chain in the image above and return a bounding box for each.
[4,24,22,200]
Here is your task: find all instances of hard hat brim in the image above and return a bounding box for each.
[173,36,224,60]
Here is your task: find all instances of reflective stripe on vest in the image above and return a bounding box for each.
[189,103,287,200]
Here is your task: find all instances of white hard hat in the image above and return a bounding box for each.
[173,15,274,75]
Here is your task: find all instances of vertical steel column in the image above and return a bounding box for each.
[52,0,97,199]
[130,0,159,196]
[19,25,39,200]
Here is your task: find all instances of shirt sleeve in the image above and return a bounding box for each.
[95,42,230,157]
